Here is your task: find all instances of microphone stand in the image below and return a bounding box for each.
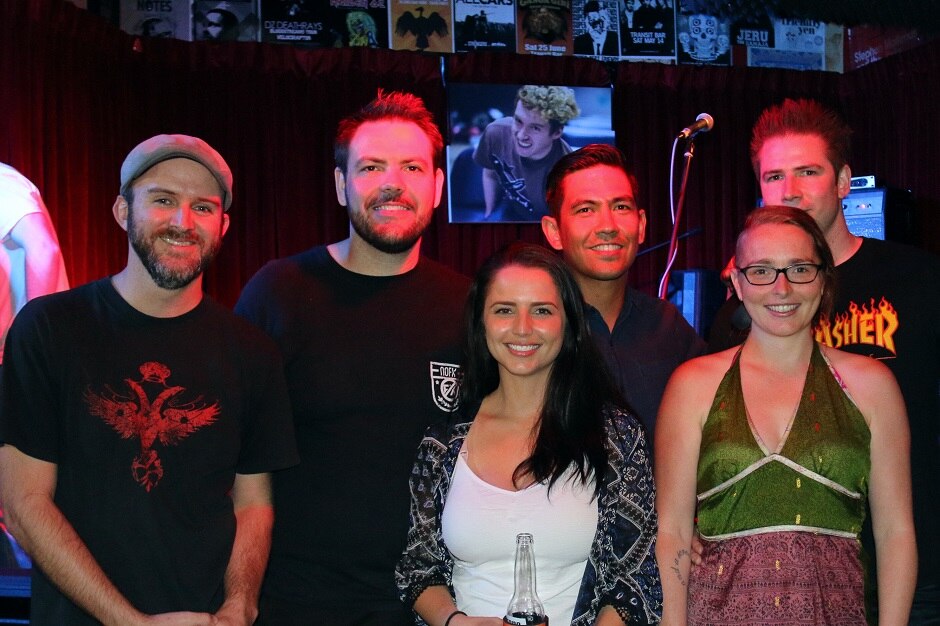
[658,137,697,300]
[637,227,702,257]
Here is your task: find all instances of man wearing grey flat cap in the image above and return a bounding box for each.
[0,134,298,626]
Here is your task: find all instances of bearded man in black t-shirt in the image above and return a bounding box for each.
[0,135,298,625]
[236,91,470,625]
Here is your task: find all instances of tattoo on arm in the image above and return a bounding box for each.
[670,549,690,587]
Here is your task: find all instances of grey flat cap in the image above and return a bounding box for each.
[120,134,233,210]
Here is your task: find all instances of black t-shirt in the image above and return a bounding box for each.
[235,247,469,618]
[0,279,298,624]
[473,117,573,221]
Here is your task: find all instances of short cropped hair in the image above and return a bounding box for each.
[750,98,853,178]
[515,85,581,134]
[544,143,639,219]
[334,89,444,174]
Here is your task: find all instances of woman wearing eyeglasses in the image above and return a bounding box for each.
[655,206,916,625]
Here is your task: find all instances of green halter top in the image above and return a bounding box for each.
[696,342,871,540]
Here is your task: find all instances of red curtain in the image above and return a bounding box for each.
[2,0,938,306]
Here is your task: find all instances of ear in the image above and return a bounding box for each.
[729,263,744,301]
[637,208,647,245]
[220,212,231,238]
[541,215,563,251]
[433,167,445,209]
[334,167,347,206]
[550,127,564,141]
[112,195,129,232]
[836,163,852,200]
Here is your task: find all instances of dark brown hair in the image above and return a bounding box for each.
[544,143,639,219]
[460,242,626,497]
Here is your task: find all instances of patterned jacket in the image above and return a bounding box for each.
[395,405,663,625]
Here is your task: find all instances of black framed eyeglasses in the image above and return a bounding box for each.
[736,263,822,286]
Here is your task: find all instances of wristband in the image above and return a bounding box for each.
[444,609,467,626]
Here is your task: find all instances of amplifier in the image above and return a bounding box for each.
[850,175,876,189]
[667,269,726,340]
[842,187,914,242]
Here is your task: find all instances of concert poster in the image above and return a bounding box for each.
[731,10,773,49]
[390,0,454,53]
[619,0,676,60]
[326,0,390,48]
[259,0,331,45]
[747,18,842,72]
[571,0,620,60]
[675,6,731,65]
[120,0,192,41]
[453,0,516,53]
[516,0,572,56]
[192,0,260,42]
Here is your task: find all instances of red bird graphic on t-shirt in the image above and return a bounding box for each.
[84,361,220,491]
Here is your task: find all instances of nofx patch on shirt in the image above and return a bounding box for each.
[430,361,461,412]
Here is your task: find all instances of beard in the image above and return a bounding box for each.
[347,187,431,254]
[127,205,222,290]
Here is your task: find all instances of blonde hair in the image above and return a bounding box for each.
[516,85,581,133]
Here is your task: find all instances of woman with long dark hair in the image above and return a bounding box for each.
[396,243,661,625]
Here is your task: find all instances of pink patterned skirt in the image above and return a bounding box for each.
[688,531,868,625]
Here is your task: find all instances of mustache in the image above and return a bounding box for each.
[366,188,416,211]
[156,226,200,244]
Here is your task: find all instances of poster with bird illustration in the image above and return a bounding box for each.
[391,0,454,53]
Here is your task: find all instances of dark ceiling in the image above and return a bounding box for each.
[681,0,939,32]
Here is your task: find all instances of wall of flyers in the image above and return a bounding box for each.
[112,0,921,73]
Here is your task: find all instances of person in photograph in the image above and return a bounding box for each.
[396,242,662,626]
[0,135,298,625]
[236,91,469,625]
[632,0,664,32]
[196,6,240,41]
[656,206,916,625]
[474,85,580,222]
[345,11,379,47]
[573,1,619,57]
[137,17,175,39]
[619,0,638,29]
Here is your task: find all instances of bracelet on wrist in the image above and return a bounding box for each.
[444,609,467,626]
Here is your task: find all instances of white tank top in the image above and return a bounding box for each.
[442,447,599,624]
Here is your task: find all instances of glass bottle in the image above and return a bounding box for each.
[503,533,548,625]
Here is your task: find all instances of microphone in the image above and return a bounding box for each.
[677,113,714,139]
